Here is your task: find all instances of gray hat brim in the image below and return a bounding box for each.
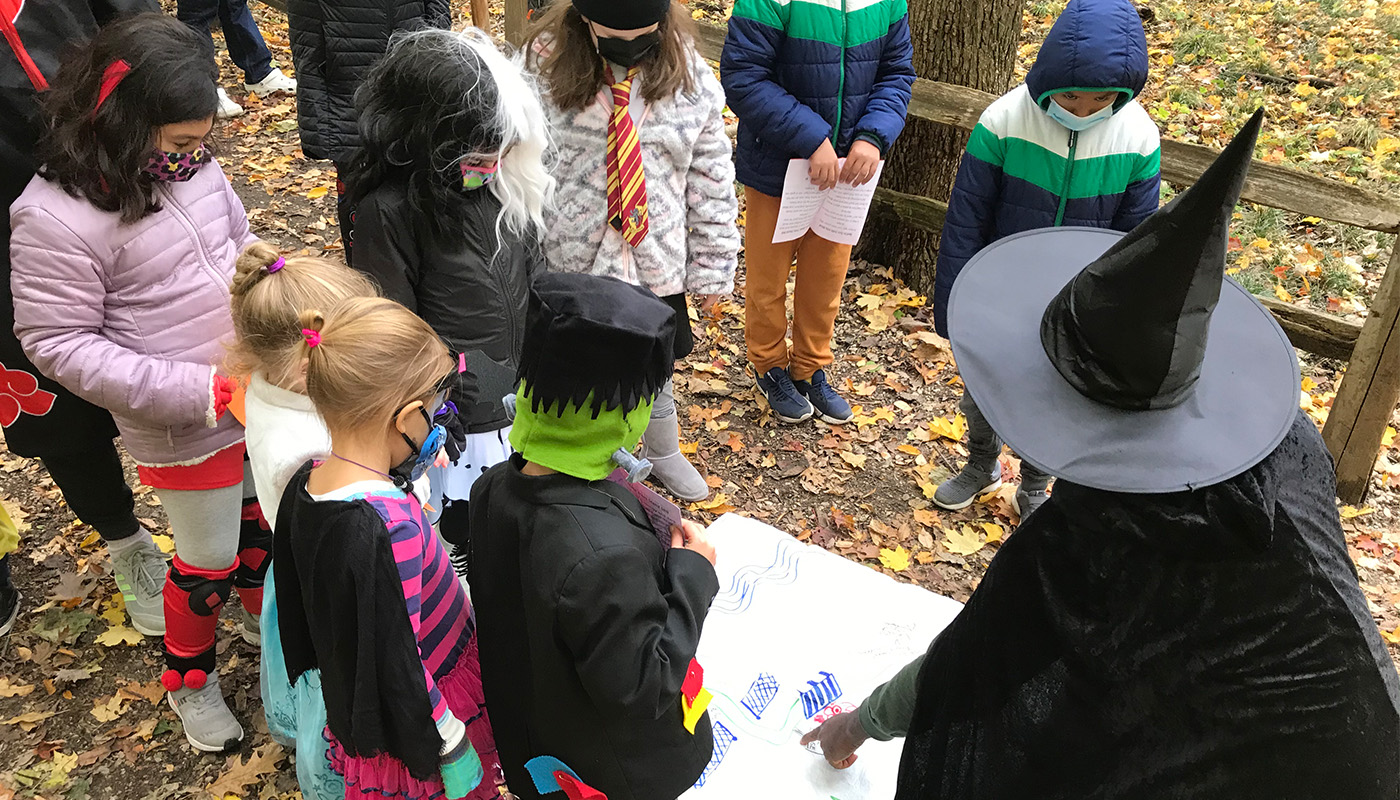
[948,227,1301,494]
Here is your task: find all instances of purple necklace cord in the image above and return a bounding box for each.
[330,452,394,482]
[267,256,286,274]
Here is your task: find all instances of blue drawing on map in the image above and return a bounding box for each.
[695,722,737,787]
[741,673,780,719]
[799,672,843,719]
[712,541,802,615]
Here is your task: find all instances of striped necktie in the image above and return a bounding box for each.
[606,67,649,247]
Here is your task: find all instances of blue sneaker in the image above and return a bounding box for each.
[793,369,854,424]
[755,367,815,423]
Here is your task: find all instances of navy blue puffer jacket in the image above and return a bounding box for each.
[720,0,916,198]
[932,0,1162,336]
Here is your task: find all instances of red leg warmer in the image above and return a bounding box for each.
[161,556,235,691]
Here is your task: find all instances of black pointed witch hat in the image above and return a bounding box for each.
[946,111,1300,493]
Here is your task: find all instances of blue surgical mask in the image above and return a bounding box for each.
[1045,99,1115,132]
[389,406,446,489]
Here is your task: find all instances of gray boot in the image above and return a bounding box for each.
[934,458,1003,511]
[934,392,1005,510]
[641,380,710,503]
[1013,462,1053,520]
[168,672,244,752]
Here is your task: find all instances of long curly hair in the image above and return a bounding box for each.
[346,28,554,247]
[38,14,219,224]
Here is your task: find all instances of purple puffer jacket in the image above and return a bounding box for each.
[10,159,254,466]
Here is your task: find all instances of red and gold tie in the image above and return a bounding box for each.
[606,67,649,247]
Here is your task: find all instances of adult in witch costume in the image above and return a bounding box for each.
[469,273,720,800]
[800,110,1400,797]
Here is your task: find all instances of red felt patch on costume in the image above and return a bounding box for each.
[682,658,704,703]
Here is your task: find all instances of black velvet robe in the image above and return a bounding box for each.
[897,412,1400,799]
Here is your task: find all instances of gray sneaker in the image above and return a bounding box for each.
[110,539,169,636]
[238,606,261,647]
[168,673,244,752]
[1012,487,1050,520]
[933,460,1003,511]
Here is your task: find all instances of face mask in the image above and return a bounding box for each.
[461,160,499,191]
[595,31,660,68]
[143,146,211,182]
[389,406,446,489]
[1045,99,1116,132]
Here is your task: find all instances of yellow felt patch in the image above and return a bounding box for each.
[681,687,713,734]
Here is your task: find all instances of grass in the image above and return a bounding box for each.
[1175,27,1229,61]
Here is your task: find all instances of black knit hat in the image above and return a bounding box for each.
[517,273,676,418]
[572,0,671,30]
[946,110,1300,493]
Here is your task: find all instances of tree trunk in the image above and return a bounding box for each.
[859,0,1026,295]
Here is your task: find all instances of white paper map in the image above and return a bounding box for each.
[680,514,964,800]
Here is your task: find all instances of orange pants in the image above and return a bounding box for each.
[743,188,853,380]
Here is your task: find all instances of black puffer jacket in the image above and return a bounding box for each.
[0,0,155,456]
[350,177,540,433]
[286,0,449,163]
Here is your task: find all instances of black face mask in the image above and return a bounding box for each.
[596,31,660,68]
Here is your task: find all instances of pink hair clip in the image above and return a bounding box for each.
[302,328,321,348]
[266,257,286,274]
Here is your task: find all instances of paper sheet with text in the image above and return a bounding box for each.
[772,158,886,246]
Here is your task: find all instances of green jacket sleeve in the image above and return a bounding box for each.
[857,653,925,741]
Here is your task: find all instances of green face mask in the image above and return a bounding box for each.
[508,385,654,480]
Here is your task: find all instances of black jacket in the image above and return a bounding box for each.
[287,0,449,163]
[0,0,154,456]
[896,411,1400,799]
[468,456,720,800]
[351,178,540,433]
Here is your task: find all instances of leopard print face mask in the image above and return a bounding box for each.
[142,146,211,182]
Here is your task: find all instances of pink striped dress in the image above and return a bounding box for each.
[315,483,502,800]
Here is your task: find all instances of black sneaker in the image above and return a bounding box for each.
[755,367,815,423]
[793,369,854,424]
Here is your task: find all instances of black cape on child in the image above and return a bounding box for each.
[896,111,1400,797]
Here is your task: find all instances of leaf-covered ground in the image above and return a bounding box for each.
[4,2,1400,799]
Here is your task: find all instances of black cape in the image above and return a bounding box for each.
[468,456,719,800]
[897,412,1400,799]
[273,463,443,780]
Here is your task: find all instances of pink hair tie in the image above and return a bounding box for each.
[93,60,132,118]
[302,328,321,348]
[266,257,286,274]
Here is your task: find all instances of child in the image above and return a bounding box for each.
[273,297,499,800]
[930,0,1161,518]
[469,273,720,800]
[227,241,377,799]
[286,0,450,248]
[0,502,19,636]
[721,0,915,425]
[9,14,263,752]
[0,0,166,642]
[525,0,740,502]
[347,27,552,548]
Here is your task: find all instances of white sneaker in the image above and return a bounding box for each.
[245,68,296,96]
[110,538,168,637]
[168,673,245,753]
[216,88,244,119]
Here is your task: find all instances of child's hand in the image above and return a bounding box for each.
[800,710,869,769]
[212,375,236,420]
[809,139,839,191]
[841,140,882,187]
[671,520,717,566]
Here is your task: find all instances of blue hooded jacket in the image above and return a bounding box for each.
[932,0,1161,337]
[720,0,917,198]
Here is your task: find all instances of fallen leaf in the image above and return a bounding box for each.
[95,625,143,647]
[725,432,744,452]
[205,744,286,799]
[90,695,127,723]
[878,546,911,572]
[981,522,1005,544]
[691,493,736,514]
[3,710,56,729]
[942,525,984,556]
[897,444,921,456]
[0,677,35,698]
[928,414,968,442]
[912,508,940,527]
[839,451,868,469]
[306,186,329,200]
[1341,505,1375,520]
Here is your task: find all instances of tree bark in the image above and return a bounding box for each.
[859,0,1026,295]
